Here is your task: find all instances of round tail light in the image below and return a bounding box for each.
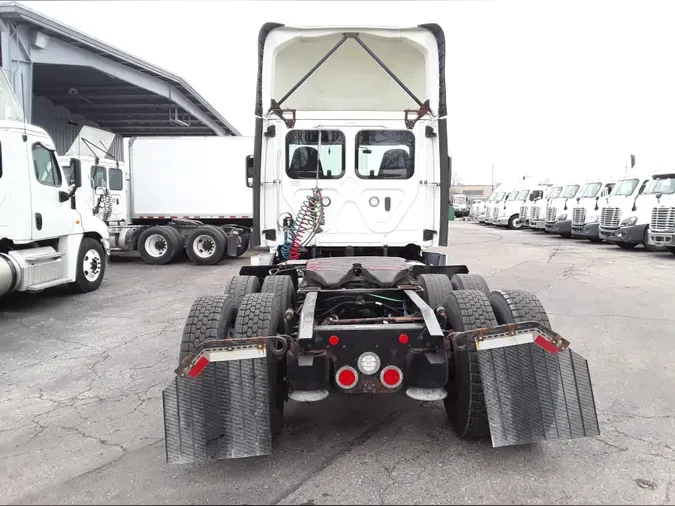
[380,366,403,389]
[336,366,358,390]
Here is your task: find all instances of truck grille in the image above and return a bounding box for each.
[600,207,620,228]
[546,206,557,223]
[650,207,675,232]
[531,207,541,220]
[572,208,586,226]
[519,206,528,219]
[493,207,499,219]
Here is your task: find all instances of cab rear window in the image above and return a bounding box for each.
[286,130,345,179]
[355,130,415,180]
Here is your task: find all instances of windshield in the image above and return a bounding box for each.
[453,195,466,203]
[612,178,639,196]
[562,185,580,198]
[494,192,505,202]
[547,186,563,199]
[506,190,519,201]
[580,182,602,198]
[517,190,529,201]
[644,177,675,195]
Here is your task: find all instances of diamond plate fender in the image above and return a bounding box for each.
[457,322,600,448]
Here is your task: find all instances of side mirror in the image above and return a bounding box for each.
[245,155,254,188]
[70,158,82,188]
[95,186,107,196]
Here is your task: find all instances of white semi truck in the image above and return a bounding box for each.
[161,22,600,464]
[450,193,468,217]
[529,184,563,231]
[569,179,616,242]
[598,171,664,251]
[646,173,675,254]
[544,182,582,236]
[518,184,550,228]
[0,72,109,298]
[101,136,254,266]
[495,182,548,229]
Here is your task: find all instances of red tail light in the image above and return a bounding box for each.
[335,366,358,389]
[380,366,403,388]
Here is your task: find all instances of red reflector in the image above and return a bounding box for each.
[398,333,409,344]
[329,335,339,346]
[382,368,400,386]
[338,368,356,386]
[186,355,210,378]
[534,335,561,354]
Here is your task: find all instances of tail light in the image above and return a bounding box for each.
[380,366,403,389]
[335,366,358,390]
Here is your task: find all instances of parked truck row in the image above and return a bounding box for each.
[471,166,675,255]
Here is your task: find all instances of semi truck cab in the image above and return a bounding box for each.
[647,174,675,253]
[545,183,581,236]
[570,179,615,241]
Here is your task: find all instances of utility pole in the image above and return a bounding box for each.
[491,164,494,191]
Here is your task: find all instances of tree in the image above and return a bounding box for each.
[451,172,463,187]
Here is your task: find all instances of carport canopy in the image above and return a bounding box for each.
[0,2,239,137]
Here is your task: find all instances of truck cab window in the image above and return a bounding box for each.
[90,166,107,189]
[109,168,123,191]
[286,130,345,179]
[32,144,62,187]
[356,130,414,179]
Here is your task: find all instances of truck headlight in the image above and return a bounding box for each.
[585,214,599,224]
[620,216,638,227]
[556,214,567,222]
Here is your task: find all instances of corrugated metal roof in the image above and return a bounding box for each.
[0,1,241,136]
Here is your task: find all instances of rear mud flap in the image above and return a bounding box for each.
[473,323,600,448]
[162,358,272,463]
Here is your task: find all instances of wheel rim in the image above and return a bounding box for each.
[144,234,168,257]
[512,219,522,229]
[83,249,102,282]
[193,234,216,258]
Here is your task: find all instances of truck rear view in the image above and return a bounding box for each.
[161,23,601,463]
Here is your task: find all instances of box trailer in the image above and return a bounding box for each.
[108,136,254,265]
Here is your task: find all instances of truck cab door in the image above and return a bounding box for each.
[29,143,77,240]
[106,165,127,223]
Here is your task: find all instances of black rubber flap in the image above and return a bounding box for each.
[162,358,272,463]
[478,344,600,448]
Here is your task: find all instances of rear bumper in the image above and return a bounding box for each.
[551,220,572,235]
[599,224,646,244]
[647,231,675,247]
[571,222,600,239]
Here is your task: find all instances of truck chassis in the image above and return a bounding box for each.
[162,254,600,462]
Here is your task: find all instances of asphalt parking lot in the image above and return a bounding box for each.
[1,221,673,505]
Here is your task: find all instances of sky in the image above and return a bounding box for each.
[21,0,675,185]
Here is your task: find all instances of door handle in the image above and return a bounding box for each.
[384,197,391,212]
[35,213,43,230]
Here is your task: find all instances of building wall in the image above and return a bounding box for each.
[31,95,123,160]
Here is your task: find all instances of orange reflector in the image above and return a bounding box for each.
[534,335,561,354]
[398,333,409,344]
[186,355,210,378]
[329,335,339,346]
[75,219,80,224]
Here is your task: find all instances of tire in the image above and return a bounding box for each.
[668,247,675,256]
[442,290,498,439]
[225,275,261,308]
[185,225,227,265]
[236,234,250,257]
[159,225,185,262]
[178,295,237,364]
[417,273,453,309]
[137,226,178,265]
[643,228,665,253]
[616,242,637,250]
[233,292,285,437]
[588,237,602,243]
[69,237,106,293]
[488,289,551,327]
[508,215,522,230]
[261,275,296,324]
[450,273,490,297]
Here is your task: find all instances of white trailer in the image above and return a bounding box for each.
[0,71,109,298]
[107,136,254,265]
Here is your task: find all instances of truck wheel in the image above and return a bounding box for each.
[185,225,227,265]
[236,234,250,257]
[159,226,185,262]
[643,228,665,253]
[138,226,178,265]
[488,289,551,327]
[261,275,296,315]
[508,215,522,230]
[442,290,497,439]
[450,273,490,297]
[417,273,453,309]
[616,242,637,250]
[233,293,285,437]
[225,275,261,308]
[668,247,675,256]
[178,295,237,364]
[69,237,106,293]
